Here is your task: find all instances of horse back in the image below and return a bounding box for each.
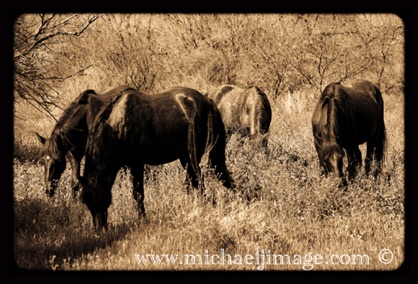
[206,85,245,129]
[206,85,236,104]
[243,86,272,134]
[343,80,384,110]
[314,80,384,146]
[103,86,222,164]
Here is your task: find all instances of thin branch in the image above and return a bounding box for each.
[22,14,99,58]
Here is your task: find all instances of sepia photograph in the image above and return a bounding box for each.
[12,13,405,271]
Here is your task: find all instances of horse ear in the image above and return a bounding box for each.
[35,132,46,144]
[77,89,97,104]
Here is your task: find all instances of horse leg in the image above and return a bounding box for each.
[208,130,235,191]
[366,127,386,178]
[314,138,327,176]
[251,112,268,152]
[180,155,202,195]
[225,128,233,144]
[353,146,362,177]
[90,209,108,233]
[143,164,152,185]
[68,151,82,198]
[259,123,270,155]
[131,164,146,219]
[93,210,108,232]
[347,146,361,182]
[261,136,269,155]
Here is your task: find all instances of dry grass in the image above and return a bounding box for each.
[13,90,404,271]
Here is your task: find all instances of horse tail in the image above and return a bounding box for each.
[251,87,272,149]
[373,87,387,169]
[187,110,203,189]
[208,105,235,190]
[254,87,272,135]
[376,122,387,164]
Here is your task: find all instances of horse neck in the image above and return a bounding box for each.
[85,112,121,176]
[53,104,89,154]
[43,130,70,160]
[56,121,87,154]
[83,150,120,193]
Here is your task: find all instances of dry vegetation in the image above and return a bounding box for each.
[13,13,405,271]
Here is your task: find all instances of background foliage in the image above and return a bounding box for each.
[14,13,403,120]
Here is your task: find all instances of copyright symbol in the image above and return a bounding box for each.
[379,249,393,264]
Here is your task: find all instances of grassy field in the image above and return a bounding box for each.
[13,88,405,271]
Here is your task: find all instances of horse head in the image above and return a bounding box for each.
[321,142,344,177]
[36,132,67,197]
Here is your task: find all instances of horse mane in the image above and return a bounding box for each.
[85,89,130,174]
[38,100,84,161]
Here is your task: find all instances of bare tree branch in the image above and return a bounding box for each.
[14,14,99,119]
[20,14,99,59]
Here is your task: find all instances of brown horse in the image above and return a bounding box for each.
[36,85,135,197]
[206,85,272,151]
[79,86,235,230]
[311,80,386,187]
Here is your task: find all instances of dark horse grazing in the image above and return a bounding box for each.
[311,80,386,187]
[79,86,235,230]
[36,85,135,197]
[205,85,272,150]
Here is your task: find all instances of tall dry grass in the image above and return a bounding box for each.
[13,89,404,271]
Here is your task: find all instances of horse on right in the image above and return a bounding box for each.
[206,85,272,151]
[311,80,386,187]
